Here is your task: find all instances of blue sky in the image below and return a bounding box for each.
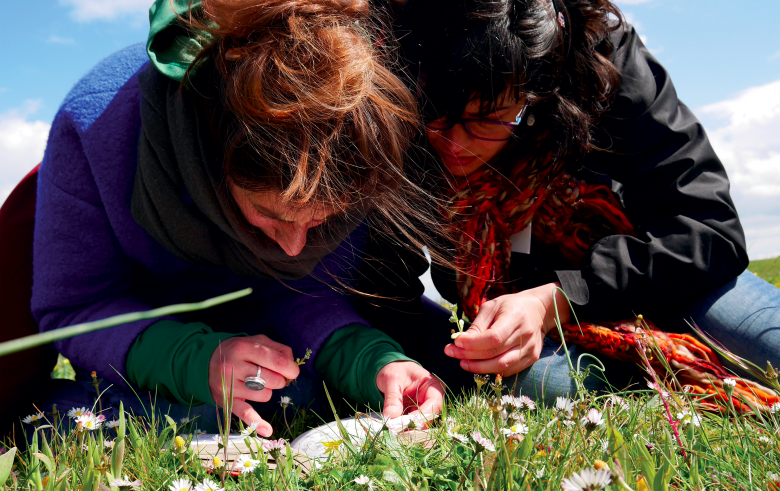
[1,0,779,279]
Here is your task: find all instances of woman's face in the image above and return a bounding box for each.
[425,96,526,177]
[229,183,334,257]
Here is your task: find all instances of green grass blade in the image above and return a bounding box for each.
[0,288,252,358]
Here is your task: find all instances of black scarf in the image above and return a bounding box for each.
[131,62,362,280]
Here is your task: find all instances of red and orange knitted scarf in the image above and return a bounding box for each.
[446,152,780,412]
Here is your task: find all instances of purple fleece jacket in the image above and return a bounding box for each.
[32,43,369,386]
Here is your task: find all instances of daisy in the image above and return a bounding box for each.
[447,431,469,444]
[598,439,609,454]
[555,397,575,419]
[202,457,225,471]
[279,396,293,408]
[770,402,780,413]
[501,395,523,410]
[768,473,780,482]
[471,431,496,453]
[67,407,90,419]
[234,455,261,474]
[676,409,702,427]
[210,435,225,447]
[563,420,575,428]
[518,395,536,410]
[262,438,286,457]
[723,378,737,388]
[106,420,120,429]
[535,466,545,479]
[107,475,142,491]
[500,423,529,437]
[194,479,224,491]
[759,436,772,444]
[606,395,630,413]
[104,440,115,450]
[172,436,188,454]
[386,412,438,434]
[76,413,102,431]
[168,478,193,491]
[22,413,44,425]
[179,417,191,425]
[508,412,526,423]
[581,409,605,429]
[240,421,259,437]
[561,468,612,491]
[354,475,373,489]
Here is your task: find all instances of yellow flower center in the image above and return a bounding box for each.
[212,457,223,468]
[243,462,252,467]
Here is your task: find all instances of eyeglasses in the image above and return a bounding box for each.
[424,105,528,142]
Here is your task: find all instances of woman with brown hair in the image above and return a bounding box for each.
[392,0,780,401]
[29,0,445,434]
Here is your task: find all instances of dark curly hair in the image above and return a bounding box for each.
[395,0,624,160]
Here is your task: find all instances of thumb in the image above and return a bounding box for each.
[382,384,405,419]
[232,400,273,437]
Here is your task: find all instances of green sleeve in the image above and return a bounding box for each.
[126,320,245,406]
[314,325,418,410]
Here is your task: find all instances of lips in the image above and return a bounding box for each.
[439,152,478,168]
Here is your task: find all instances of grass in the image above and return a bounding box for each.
[748,256,780,287]
[7,360,780,490]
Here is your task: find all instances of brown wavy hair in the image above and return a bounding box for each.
[178,0,450,274]
[396,0,624,160]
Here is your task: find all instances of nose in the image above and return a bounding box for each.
[440,123,473,154]
[277,223,309,257]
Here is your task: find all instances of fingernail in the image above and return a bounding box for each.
[444,346,453,357]
[461,360,469,371]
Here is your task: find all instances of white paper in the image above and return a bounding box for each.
[510,223,532,254]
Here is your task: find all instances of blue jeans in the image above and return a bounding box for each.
[513,270,780,404]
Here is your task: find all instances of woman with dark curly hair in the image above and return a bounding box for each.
[390,0,780,400]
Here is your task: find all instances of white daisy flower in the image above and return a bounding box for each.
[676,409,702,427]
[581,409,605,429]
[535,466,545,479]
[563,419,575,428]
[106,420,120,429]
[107,475,142,491]
[22,413,43,425]
[606,395,630,413]
[76,413,102,431]
[561,468,612,491]
[470,431,496,453]
[262,438,287,454]
[194,479,224,491]
[447,430,469,444]
[723,378,737,388]
[386,412,438,434]
[240,421,259,436]
[354,475,373,489]
[501,395,522,410]
[168,478,193,491]
[279,396,293,408]
[104,440,115,449]
[67,407,90,419]
[759,436,772,444]
[555,397,575,419]
[768,473,780,483]
[599,439,609,454]
[210,435,224,447]
[508,412,526,423]
[518,395,536,410]
[770,402,780,413]
[234,455,261,474]
[500,423,529,437]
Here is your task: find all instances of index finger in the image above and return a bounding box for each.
[244,344,300,381]
[454,319,514,351]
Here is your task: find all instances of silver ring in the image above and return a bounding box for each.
[244,366,266,391]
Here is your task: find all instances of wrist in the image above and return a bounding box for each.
[531,282,571,333]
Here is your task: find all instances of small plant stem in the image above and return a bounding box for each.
[458,451,481,491]
[635,334,687,459]
[282,407,292,439]
[179,453,196,482]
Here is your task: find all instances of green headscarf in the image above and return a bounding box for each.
[147,0,206,81]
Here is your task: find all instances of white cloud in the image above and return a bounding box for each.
[699,79,780,197]
[698,79,780,259]
[0,101,50,206]
[59,0,151,22]
[47,35,76,45]
[770,50,780,62]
